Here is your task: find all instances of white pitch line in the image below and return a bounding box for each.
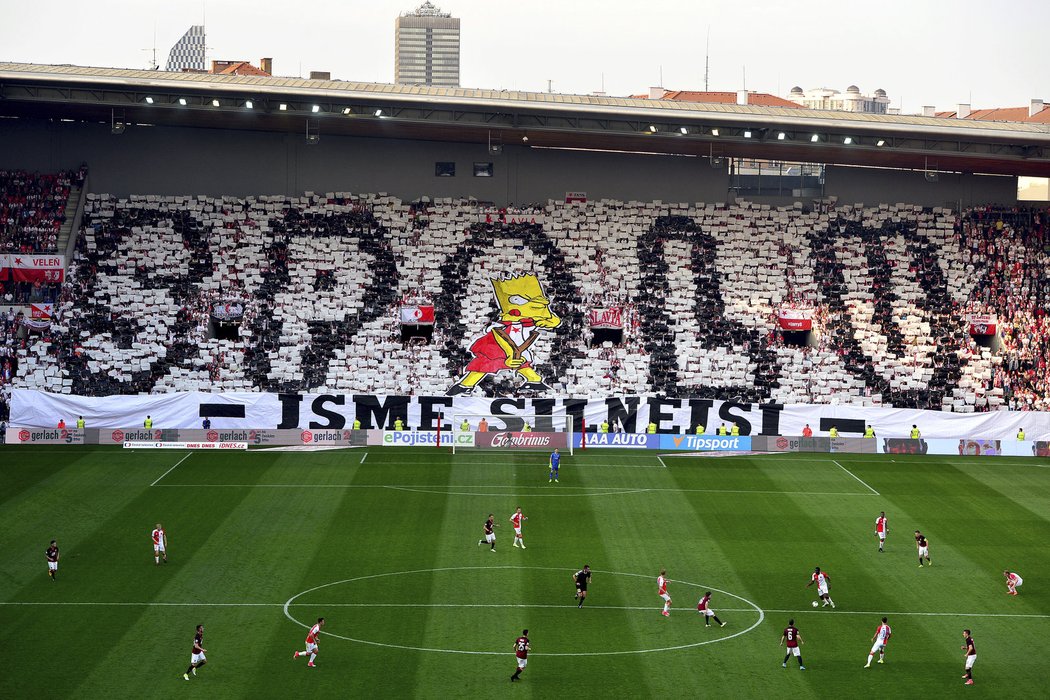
[153,483,873,497]
[4,601,1044,621]
[360,452,368,464]
[832,459,880,495]
[727,607,1050,620]
[657,455,668,468]
[150,453,192,487]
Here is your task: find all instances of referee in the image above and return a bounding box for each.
[573,565,591,608]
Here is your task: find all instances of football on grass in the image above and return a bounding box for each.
[812,601,819,607]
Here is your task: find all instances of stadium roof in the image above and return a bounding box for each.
[2,62,1049,176]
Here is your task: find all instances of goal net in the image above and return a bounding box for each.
[450,414,574,455]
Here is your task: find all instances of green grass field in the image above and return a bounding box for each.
[1,445,1048,698]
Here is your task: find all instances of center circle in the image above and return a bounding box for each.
[283,565,765,656]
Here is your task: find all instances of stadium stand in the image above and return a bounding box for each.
[7,190,1049,412]
[0,168,83,253]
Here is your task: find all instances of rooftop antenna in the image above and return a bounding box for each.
[142,25,158,70]
[742,65,746,91]
[704,27,710,92]
[547,79,553,93]
[659,65,664,88]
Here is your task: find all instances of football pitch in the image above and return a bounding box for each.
[1,446,1048,698]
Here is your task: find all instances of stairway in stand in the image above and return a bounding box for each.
[57,184,82,256]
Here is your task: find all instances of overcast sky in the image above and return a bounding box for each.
[2,0,1048,112]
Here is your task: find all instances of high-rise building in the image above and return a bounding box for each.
[166,25,206,72]
[395,2,460,87]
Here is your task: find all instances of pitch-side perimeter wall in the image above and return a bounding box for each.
[10,390,1049,440]
[6,428,1047,457]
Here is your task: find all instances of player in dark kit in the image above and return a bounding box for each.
[780,619,806,669]
[916,532,931,567]
[961,629,976,684]
[573,565,592,607]
[183,625,207,680]
[45,540,59,581]
[510,629,530,682]
[478,514,498,552]
[696,591,726,627]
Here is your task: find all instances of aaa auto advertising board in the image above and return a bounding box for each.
[573,433,657,449]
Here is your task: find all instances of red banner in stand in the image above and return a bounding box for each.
[968,314,997,336]
[589,307,623,329]
[778,308,813,331]
[1,254,65,283]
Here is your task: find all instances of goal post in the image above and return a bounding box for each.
[451,413,574,455]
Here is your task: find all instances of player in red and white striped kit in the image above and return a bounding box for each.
[152,523,167,565]
[509,507,528,549]
[657,569,671,617]
[865,617,892,667]
[1004,570,1023,595]
[806,567,835,608]
[874,512,887,553]
[293,617,325,667]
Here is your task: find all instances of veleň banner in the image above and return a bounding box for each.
[11,389,1050,440]
[0,254,65,282]
[658,435,752,451]
[574,433,657,449]
[474,432,568,450]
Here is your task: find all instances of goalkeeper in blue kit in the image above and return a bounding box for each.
[548,449,560,483]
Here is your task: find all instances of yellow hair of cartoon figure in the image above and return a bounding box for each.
[490,275,561,329]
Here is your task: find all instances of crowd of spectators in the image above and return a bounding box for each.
[0,307,29,421]
[958,206,1050,411]
[5,192,1050,413]
[0,168,85,252]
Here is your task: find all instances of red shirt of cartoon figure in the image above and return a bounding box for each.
[515,635,530,660]
[697,592,711,611]
[510,511,524,530]
[873,622,891,646]
[812,570,830,593]
[657,575,668,596]
[466,320,539,372]
[306,622,322,645]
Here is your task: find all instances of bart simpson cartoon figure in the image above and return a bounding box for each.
[447,274,562,395]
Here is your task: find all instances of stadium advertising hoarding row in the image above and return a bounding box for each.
[9,389,1050,441]
[5,426,1047,456]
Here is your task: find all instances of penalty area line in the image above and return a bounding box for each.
[150,453,192,487]
[832,459,880,495]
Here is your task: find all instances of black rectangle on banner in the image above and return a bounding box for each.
[820,418,865,434]
[200,404,246,418]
